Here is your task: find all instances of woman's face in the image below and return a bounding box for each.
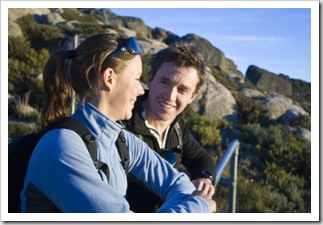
[109,55,144,121]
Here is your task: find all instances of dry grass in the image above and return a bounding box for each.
[13,91,40,121]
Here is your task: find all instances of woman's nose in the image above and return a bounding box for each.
[137,83,145,96]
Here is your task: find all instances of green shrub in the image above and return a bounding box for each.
[264,162,305,191]
[237,122,310,212]
[236,180,299,213]
[8,123,35,141]
[8,36,30,60]
[239,124,284,151]
[211,68,238,93]
[184,106,230,150]
[236,94,268,125]
[74,23,107,37]
[289,114,311,130]
[8,35,48,110]
[266,133,311,179]
[17,15,62,42]
[140,53,151,83]
[213,183,229,213]
[61,8,103,24]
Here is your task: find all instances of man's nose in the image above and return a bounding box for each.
[164,86,177,101]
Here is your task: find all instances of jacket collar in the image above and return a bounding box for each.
[74,101,123,141]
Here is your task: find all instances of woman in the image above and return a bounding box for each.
[20,33,216,213]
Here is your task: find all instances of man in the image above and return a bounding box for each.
[122,42,216,213]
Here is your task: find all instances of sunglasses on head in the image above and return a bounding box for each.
[105,36,140,60]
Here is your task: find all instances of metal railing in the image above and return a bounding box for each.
[70,35,78,115]
[214,139,239,213]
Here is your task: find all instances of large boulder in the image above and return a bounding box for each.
[191,68,239,123]
[44,12,65,25]
[239,87,265,98]
[137,40,168,55]
[119,16,152,40]
[246,65,292,97]
[182,34,244,83]
[261,92,308,121]
[285,126,311,142]
[8,21,23,37]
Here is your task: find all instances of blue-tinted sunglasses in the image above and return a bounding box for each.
[105,36,141,60]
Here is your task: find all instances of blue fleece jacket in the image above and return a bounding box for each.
[21,102,211,213]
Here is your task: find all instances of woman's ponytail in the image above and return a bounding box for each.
[40,50,74,128]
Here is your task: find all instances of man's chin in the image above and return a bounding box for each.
[156,113,175,122]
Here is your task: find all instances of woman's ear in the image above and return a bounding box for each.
[101,68,114,91]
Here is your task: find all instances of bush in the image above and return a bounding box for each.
[8,123,36,141]
[236,122,311,212]
[61,8,103,24]
[8,36,30,60]
[184,106,230,150]
[289,114,311,130]
[140,53,151,83]
[74,23,107,37]
[8,36,49,110]
[17,15,62,42]
[236,94,268,125]
[236,180,299,213]
[211,68,238,93]
[264,162,305,191]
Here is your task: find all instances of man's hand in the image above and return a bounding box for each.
[191,178,216,213]
[192,178,215,199]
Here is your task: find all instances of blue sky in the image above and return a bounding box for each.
[110,8,312,83]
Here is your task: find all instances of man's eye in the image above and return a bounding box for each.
[160,80,169,85]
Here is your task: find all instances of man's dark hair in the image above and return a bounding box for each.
[149,42,206,92]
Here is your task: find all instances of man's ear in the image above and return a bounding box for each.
[101,67,114,91]
[147,71,153,88]
[147,71,153,82]
[188,89,200,104]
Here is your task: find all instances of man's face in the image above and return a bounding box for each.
[146,62,199,124]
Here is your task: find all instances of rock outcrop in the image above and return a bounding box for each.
[191,68,239,123]
[246,65,292,97]
[261,92,308,121]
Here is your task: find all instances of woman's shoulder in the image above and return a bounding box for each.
[35,128,86,157]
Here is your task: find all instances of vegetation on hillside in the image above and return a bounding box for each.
[8,9,311,213]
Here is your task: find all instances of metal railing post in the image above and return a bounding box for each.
[70,35,78,115]
[214,139,239,213]
[228,143,239,213]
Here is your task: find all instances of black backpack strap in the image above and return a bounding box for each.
[50,117,97,159]
[51,118,129,180]
[116,131,129,176]
[51,117,110,181]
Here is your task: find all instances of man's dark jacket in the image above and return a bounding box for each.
[122,91,216,213]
